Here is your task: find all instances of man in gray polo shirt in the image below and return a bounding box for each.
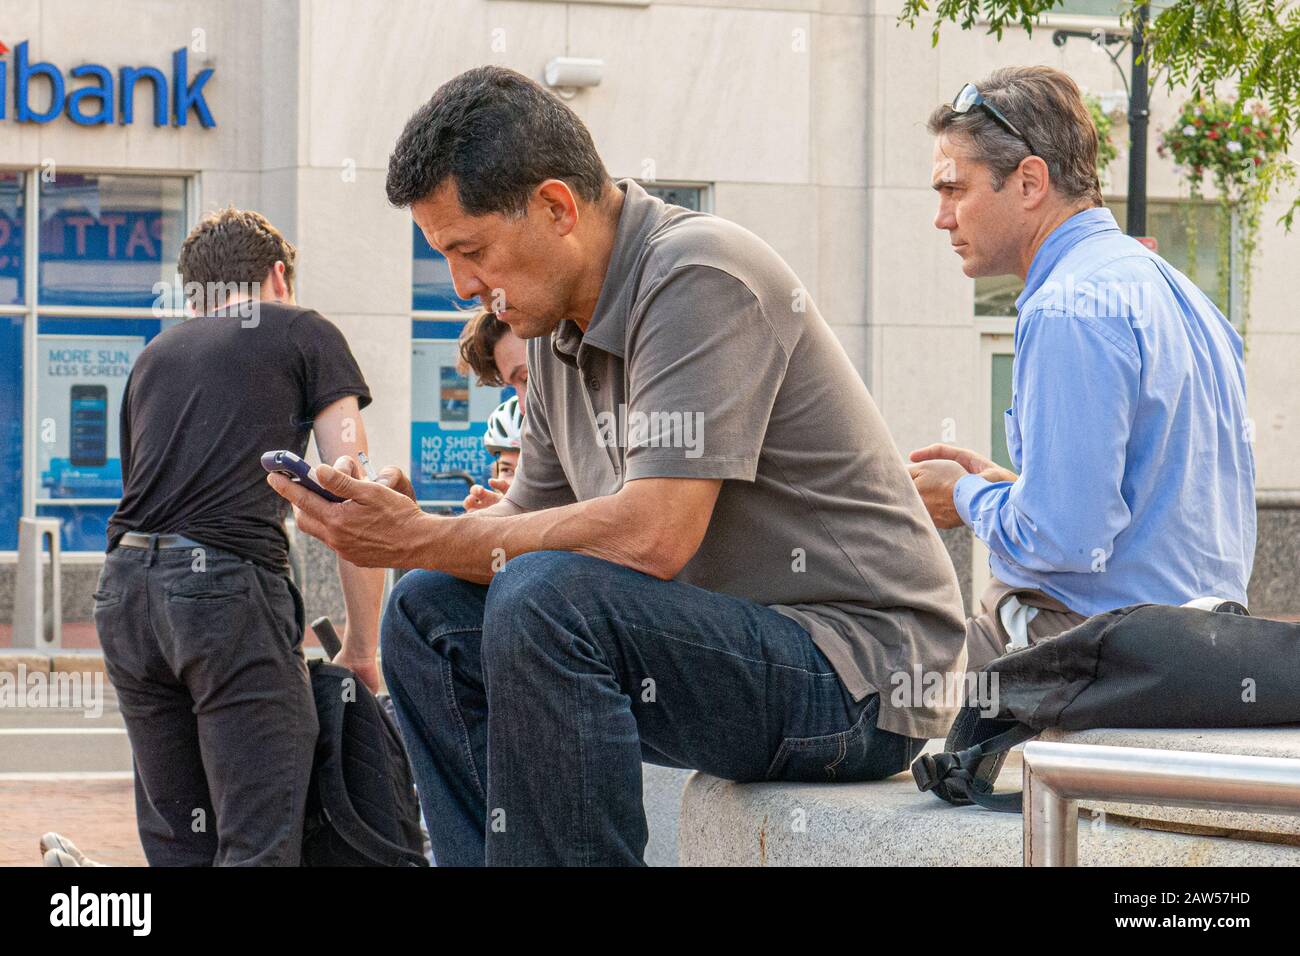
[271,66,966,866]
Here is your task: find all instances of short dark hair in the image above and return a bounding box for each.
[456,309,512,386]
[178,206,296,294]
[928,66,1102,207]
[386,65,612,216]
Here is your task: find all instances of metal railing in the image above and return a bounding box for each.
[1022,740,1300,866]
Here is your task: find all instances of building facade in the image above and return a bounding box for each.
[0,0,1295,641]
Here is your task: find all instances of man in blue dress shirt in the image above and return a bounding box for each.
[908,66,1256,670]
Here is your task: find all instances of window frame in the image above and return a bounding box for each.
[970,327,1017,599]
[636,180,712,214]
[0,165,197,557]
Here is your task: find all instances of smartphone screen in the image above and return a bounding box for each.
[70,384,109,468]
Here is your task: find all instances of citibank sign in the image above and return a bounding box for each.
[0,40,215,127]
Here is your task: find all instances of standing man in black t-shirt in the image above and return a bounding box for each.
[94,208,383,866]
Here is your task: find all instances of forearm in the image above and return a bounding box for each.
[336,556,384,658]
[956,474,1126,574]
[405,493,642,584]
[955,474,1023,562]
[405,481,714,584]
[276,468,719,589]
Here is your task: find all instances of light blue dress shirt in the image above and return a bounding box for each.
[954,207,1256,616]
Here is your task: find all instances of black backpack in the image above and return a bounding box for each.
[302,660,429,866]
[913,603,1300,813]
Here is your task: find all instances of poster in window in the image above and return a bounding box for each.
[37,334,144,499]
[410,339,507,503]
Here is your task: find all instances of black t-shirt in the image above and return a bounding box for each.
[107,303,371,571]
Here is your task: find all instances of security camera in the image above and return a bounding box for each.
[544,57,604,98]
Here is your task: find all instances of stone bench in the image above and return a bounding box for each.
[678,729,1300,866]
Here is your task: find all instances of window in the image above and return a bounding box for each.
[0,169,189,552]
[640,183,707,211]
[0,172,25,549]
[35,316,176,551]
[1050,1,1132,15]
[1109,199,1231,318]
[989,351,1015,471]
[0,172,24,305]
[1049,1,1176,16]
[410,226,510,509]
[975,197,1232,320]
[39,174,186,307]
[412,221,476,314]
[0,314,22,548]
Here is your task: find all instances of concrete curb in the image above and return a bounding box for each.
[1,650,109,677]
[0,652,50,676]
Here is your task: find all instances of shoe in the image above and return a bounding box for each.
[39,832,105,867]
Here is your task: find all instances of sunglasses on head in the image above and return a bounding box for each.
[951,83,1038,158]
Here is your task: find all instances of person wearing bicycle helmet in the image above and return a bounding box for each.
[484,395,523,480]
[466,395,523,511]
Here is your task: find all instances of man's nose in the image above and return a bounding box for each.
[447,260,488,300]
[933,203,955,232]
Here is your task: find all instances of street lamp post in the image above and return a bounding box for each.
[1052,2,1152,238]
[1126,2,1151,237]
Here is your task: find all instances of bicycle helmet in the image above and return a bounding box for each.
[483,395,523,453]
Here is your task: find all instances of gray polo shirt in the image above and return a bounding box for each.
[506,179,966,738]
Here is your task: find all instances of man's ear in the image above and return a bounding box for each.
[534,178,580,237]
[1018,155,1052,209]
[264,261,291,302]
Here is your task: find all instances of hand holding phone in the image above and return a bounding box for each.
[261,450,347,502]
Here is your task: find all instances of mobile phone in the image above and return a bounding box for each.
[70,384,108,468]
[261,450,346,502]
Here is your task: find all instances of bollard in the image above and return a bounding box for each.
[13,517,63,649]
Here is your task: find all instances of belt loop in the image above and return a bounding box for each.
[145,533,159,567]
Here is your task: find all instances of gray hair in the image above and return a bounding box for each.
[928,66,1102,206]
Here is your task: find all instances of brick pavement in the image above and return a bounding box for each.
[0,777,146,867]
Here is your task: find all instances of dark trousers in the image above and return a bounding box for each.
[380,550,924,866]
[94,542,317,866]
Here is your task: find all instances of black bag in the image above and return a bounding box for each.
[302,660,429,866]
[913,604,1300,813]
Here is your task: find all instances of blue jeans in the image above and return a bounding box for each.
[380,551,923,866]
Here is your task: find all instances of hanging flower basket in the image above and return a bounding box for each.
[1158,98,1292,345]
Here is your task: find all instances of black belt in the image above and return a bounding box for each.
[118,532,206,550]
